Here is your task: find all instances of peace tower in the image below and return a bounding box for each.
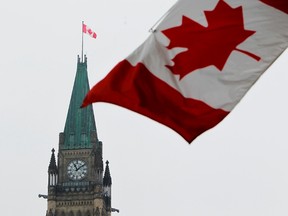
[44,56,117,216]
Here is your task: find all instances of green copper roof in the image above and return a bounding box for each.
[60,55,98,150]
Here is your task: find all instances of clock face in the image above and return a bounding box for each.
[67,160,88,180]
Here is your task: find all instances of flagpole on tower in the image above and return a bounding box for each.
[81,22,97,62]
[81,21,84,62]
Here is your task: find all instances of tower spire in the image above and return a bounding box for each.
[60,55,98,150]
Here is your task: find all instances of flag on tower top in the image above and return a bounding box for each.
[82,0,288,143]
[83,23,97,39]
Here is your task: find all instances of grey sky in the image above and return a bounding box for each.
[0,0,287,215]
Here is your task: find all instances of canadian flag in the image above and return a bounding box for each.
[82,0,288,143]
[83,23,97,39]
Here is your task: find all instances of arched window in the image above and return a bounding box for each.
[54,210,59,216]
[101,208,106,216]
[85,210,91,216]
[76,210,82,216]
[94,207,100,216]
[48,209,54,216]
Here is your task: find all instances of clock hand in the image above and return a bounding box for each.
[76,164,86,171]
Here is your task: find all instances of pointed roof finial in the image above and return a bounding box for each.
[48,148,57,172]
[103,160,112,186]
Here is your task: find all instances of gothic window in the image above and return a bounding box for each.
[76,210,82,216]
[86,210,91,216]
[94,207,100,216]
[69,211,74,216]
[101,208,106,216]
[61,211,66,216]
[48,209,54,216]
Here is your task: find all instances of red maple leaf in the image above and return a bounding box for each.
[162,0,261,79]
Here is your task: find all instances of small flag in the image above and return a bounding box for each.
[83,23,97,39]
[82,0,288,143]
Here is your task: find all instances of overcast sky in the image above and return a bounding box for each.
[0,0,287,216]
